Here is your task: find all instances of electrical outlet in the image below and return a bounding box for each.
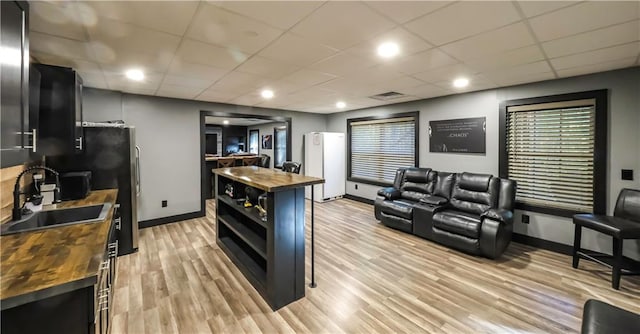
[162,200,168,207]
[354,184,358,190]
[521,214,530,224]
[622,169,633,180]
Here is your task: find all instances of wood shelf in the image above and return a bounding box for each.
[218,214,266,259]
[218,194,267,228]
[218,236,266,289]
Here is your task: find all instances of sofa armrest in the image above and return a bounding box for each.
[419,195,448,206]
[481,208,513,224]
[377,187,400,200]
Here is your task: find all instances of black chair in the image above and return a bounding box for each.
[581,299,640,334]
[259,154,270,168]
[572,188,640,289]
[282,161,301,174]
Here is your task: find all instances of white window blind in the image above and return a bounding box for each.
[350,116,415,184]
[507,101,595,212]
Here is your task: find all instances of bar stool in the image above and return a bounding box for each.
[572,188,640,289]
[282,161,301,174]
[217,157,235,168]
[242,157,260,166]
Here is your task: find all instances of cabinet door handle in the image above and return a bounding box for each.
[20,129,37,152]
[99,260,109,271]
[114,217,122,230]
[76,137,83,150]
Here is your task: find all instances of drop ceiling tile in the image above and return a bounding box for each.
[174,39,249,70]
[161,75,215,89]
[78,1,199,36]
[542,20,640,58]
[290,2,396,50]
[400,83,453,99]
[102,68,164,92]
[30,1,86,41]
[258,33,338,67]
[167,60,229,81]
[365,1,453,24]
[346,27,433,64]
[235,56,300,80]
[156,84,203,100]
[30,32,94,62]
[86,18,181,71]
[550,42,640,69]
[196,88,241,103]
[229,92,266,106]
[309,52,379,76]
[405,1,520,46]
[208,72,270,94]
[492,71,556,87]
[441,22,536,61]
[556,57,637,78]
[358,75,427,97]
[529,1,640,42]
[413,63,478,84]
[281,69,337,87]
[516,1,581,18]
[187,4,283,54]
[482,61,554,86]
[387,49,459,75]
[465,45,545,72]
[211,1,323,30]
[77,71,108,89]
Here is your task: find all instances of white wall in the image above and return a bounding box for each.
[247,122,287,168]
[83,89,327,222]
[327,67,640,258]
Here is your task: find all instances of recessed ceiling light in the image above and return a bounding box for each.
[336,101,346,109]
[377,42,400,58]
[261,89,274,99]
[453,77,469,88]
[223,120,229,125]
[125,69,144,81]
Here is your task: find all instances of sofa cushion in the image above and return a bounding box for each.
[378,199,415,220]
[433,210,482,238]
[450,173,500,215]
[433,172,455,198]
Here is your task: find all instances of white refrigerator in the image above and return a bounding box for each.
[304,132,346,202]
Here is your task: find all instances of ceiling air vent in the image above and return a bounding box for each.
[369,91,406,101]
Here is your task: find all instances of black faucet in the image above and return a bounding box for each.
[12,166,61,221]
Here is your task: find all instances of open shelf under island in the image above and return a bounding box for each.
[213,166,324,310]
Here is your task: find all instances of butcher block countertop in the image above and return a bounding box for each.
[0,189,118,310]
[213,166,324,192]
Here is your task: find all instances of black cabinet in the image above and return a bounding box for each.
[223,125,247,154]
[34,63,84,156]
[0,1,30,167]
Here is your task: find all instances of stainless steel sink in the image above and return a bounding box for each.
[1,203,112,236]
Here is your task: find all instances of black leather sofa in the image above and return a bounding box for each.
[374,168,516,259]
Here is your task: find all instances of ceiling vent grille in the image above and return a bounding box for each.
[369,91,406,101]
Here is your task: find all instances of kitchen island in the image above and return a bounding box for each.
[1,189,119,334]
[213,166,324,310]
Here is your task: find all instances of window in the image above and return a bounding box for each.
[499,90,607,217]
[274,126,287,168]
[348,112,418,186]
[249,129,259,154]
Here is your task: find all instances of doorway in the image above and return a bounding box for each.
[199,110,292,208]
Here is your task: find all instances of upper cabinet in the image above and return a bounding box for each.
[0,1,30,167]
[34,63,84,156]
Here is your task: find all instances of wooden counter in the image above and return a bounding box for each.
[214,167,324,310]
[0,189,118,310]
[213,166,324,192]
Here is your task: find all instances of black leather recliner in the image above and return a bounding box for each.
[374,168,516,259]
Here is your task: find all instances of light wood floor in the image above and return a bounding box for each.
[111,199,640,333]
